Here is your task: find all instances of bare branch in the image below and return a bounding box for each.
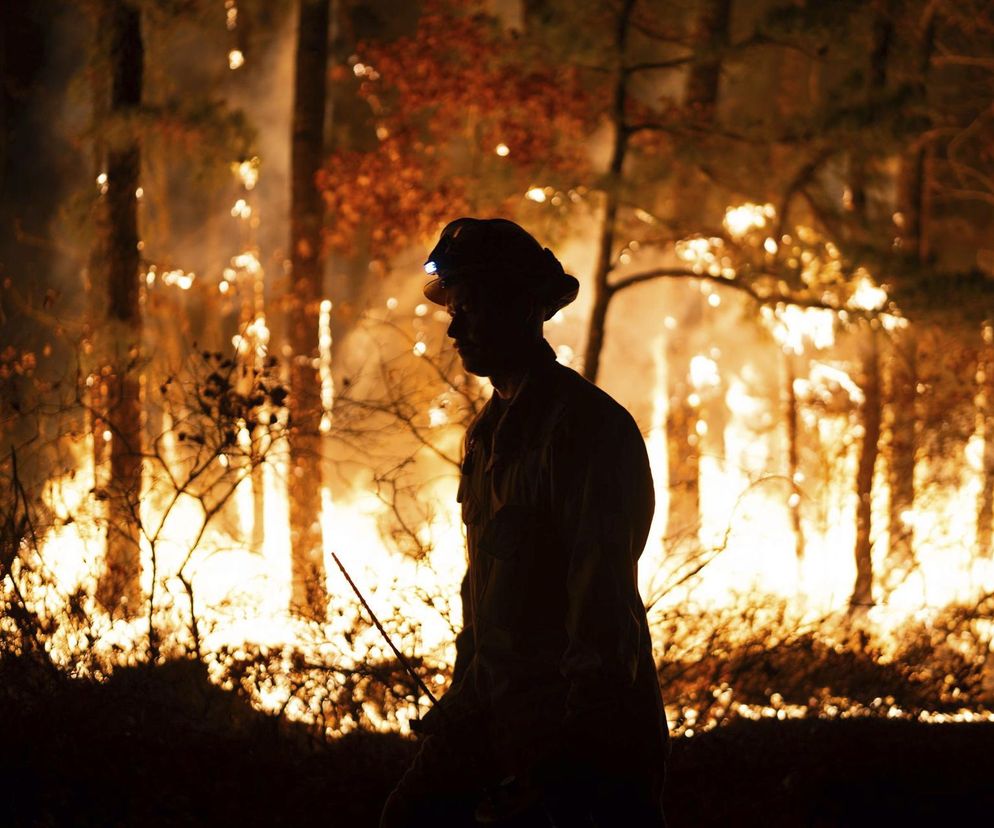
[608,263,876,317]
[777,147,838,238]
[932,54,994,70]
[609,265,709,293]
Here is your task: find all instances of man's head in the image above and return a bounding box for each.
[423,218,578,378]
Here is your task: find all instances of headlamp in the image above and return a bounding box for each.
[424,260,438,275]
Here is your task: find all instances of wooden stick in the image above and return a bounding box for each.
[330,552,439,706]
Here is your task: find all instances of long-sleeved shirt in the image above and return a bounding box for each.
[434,339,668,777]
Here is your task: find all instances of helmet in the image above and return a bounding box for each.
[423,217,579,320]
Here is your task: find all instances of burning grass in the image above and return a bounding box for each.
[656,594,994,739]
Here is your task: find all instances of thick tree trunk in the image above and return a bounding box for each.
[287,0,330,619]
[661,0,731,542]
[93,0,144,618]
[580,0,634,383]
[852,326,881,610]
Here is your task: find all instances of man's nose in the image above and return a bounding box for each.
[447,312,464,340]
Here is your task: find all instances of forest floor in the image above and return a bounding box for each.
[3,654,993,828]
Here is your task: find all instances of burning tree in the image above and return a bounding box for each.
[87,0,145,617]
[286,0,331,620]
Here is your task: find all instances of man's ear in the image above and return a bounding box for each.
[527,301,546,335]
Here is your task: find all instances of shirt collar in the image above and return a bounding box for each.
[483,340,561,466]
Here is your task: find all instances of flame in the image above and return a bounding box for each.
[723,202,774,239]
[689,355,720,389]
[21,313,994,735]
[233,157,260,191]
[232,315,270,358]
[231,198,251,219]
[763,305,836,355]
[849,270,888,311]
[14,185,994,743]
[232,252,261,275]
[319,299,334,433]
[162,269,196,290]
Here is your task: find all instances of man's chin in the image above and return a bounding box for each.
[458,353,493,377]
[462,357,490,377]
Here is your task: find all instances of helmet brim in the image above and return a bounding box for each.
[423,272,579,321]
[422,276,449,307]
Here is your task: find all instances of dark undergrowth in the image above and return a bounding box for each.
[3,653,994,827]
[0,653,414,827]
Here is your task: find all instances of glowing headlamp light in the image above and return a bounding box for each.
[424,260,438,275]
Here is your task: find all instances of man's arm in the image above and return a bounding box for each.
[416,568,477,736]
[554,411,655,735]
[451,569,475,685]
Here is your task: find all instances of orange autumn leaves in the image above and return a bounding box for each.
[318,1,594,259]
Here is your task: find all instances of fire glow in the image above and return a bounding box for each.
[13,241,994,736]
[9,197,994,740]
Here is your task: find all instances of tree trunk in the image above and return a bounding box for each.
[87,8,111,500]
[850,0,894,214]
[896,5,935,262]
[662,0,731,542]
[665,300,703,540]
[580,0,635,383]
[235,246,268,555]
[287,0,330,619]
[886,329,917,573]
[852,325,881,610]
[93,0,144,618]
[683,0,732,117]
[847,2,893,612]
[884,4,932,580]
[978,322,994,557]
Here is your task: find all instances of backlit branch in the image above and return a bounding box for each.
[608,265,875,318]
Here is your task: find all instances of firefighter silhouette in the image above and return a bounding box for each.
[381,219,668,827]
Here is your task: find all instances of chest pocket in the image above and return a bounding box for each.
[477,504,535,631]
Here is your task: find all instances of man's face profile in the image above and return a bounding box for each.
[445,281,535,379]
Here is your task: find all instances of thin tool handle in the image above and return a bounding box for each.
[330,552,439,706]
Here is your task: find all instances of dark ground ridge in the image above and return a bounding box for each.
[3,655,993,827]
